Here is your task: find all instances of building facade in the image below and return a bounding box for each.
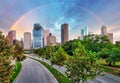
[33,24,44,49]
[47,33,56,46]
[107,33,113,43]
[44,30,49,46]
[61,23,68,44]
[101,25,113,43]
[85,27,88,35]
[81,29,85,40]
[101,25,107,36]
[24,32,31,50]
[8,30,16,44]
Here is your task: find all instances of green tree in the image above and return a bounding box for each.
[45,44,54,60]
[63,39,82,56]
[12,43,25,61]
[106,47,120,66]
[50,46,68,68]
[0,32,13,83]
[65,43,100,83]
[83,34,110,52]
[97,48,109,59]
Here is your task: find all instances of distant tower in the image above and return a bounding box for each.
[85,27,88,35]
[81,29,85,40]
[107,33,113,43]
[101,25,107,35]
[8,30,16,44]
[47,33,56,46]
[24,32,31,50]
[33,23,44,49]
[44,30,49,46]
[61,23,68,44]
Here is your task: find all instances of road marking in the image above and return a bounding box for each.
[95,78,106,83]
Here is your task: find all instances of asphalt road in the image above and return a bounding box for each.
[27,54,120,83]
[15,58,58,83]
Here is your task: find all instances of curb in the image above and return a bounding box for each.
[13,62,23,83]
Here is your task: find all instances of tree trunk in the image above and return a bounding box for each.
[109,62,112,66]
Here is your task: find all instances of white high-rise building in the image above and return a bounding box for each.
[24,32,31,50]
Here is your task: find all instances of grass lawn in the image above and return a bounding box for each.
[10,61,22,83]
[98,59,120,77]
[32,58,70,83]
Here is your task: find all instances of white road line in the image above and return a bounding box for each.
[95,78,106,83]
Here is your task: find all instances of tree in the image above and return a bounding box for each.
[0,32,13,83]
[0,31,25,83]
[83,34,111,52]
[65,43,100,83]
[50,46,68,68]
[62,39,83,56]
[97,48,109,59]
[106,48,120,66]
[44,44,54,60]
[12,43,26,61]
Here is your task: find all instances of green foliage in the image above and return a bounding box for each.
[12,43,26,61]
[97,48,109,59]
[106,48,120,66]
[62,39,83,56]
[50,46,68,66]
[66,44,100,82]
[10,61,21,83]
[0,31,24,82]
[0,32,14,83]
[82,34,111,52]
[44,44,54,60]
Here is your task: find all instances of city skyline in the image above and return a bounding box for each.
[0,0,120,42]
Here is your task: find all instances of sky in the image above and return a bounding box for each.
[0,0,120,42]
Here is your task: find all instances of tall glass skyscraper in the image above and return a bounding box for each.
[33,24,44,49]
[81,26,88,40]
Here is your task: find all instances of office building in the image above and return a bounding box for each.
[81,29,85,40]
[8,30,16,44]
[33,24,44,49]
[107,33,113,43]
[24,32,31,50]
[61,23,68,44]
[47,33,56,46]
[85,27,88,35]
[44,30,49,46]
[101,25,107,36]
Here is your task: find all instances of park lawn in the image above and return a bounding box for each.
[32,58,70,83]
[98,59,120,77]
[10,61,22,83]
[98,59,120,67]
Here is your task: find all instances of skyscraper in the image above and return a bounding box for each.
[44,30,49,46]
[101,25,107,36]
[85,26,88,35]
[47,33,56,46]
[33,24,44,49]
[81,29,85,40]
[8,30,16,44]
[101,25,113,43]
[61,23,68,44]
[24,32,31,50]
[107,33,113,43]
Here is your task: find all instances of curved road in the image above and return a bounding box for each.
[15,58,58,83]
